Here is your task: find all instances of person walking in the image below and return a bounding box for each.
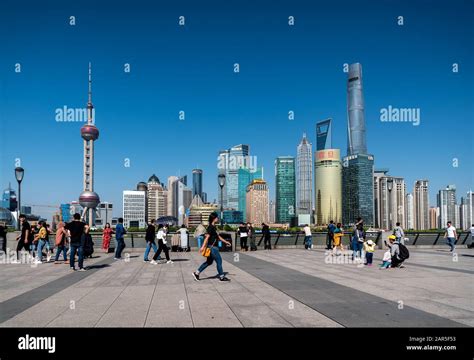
[102,223,114,253]
[303,224,312,250]
[332,223,344,255]
[352,217,365,261]
[444,221,457,253]
[248,223,257,251]
[262,222,272,250]
[237,222,249,251]
[177,224,189,252]
[13,215,32,263]
[54,221,68,264]
[192,212,231,282]
[151,224,173,264]
[393,222,405,245]
[114,218,127,260]
[364,240,376,266]
[469,224,474,249]
[65,213,86,271]
[144,219,158,262]
[0,223,6,254]
[34,221,48,264]
[326,220,336,250]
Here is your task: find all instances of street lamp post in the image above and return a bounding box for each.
[15,167,25,230]
[218,174,226,222]
[387,178,394,230]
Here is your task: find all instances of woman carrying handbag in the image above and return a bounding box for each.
[192,212,231,282]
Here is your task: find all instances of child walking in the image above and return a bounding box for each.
[363,240,376,266]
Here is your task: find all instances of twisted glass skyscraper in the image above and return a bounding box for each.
[342,63,374,226]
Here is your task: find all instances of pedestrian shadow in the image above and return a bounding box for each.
[169,259,189,262]
[86,264,111,270]
[199,272,230,280]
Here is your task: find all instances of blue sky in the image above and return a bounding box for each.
[0,0,473,220]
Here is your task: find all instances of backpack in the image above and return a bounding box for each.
[398,243,410,261]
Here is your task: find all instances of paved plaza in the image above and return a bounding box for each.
[0,248,472,328]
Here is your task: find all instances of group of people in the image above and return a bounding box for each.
[143,219,173,264]
[236,222,272,251]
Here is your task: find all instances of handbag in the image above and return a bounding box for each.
[202,239,217,257]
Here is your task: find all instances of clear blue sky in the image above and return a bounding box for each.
[0,0,473,221]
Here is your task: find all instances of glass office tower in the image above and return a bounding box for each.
[275,156,296,224]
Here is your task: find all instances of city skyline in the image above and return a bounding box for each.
[1,0,473,222]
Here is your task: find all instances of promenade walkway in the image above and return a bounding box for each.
[0,248,472,327]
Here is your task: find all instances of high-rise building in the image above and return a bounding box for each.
[342,63,374,226]
[187,195,219,228]
[60,204,71,223]
[429,207,439,229]
[238,167,263,221]
[460,191,474,230]
[414,180,430,230]
[220,144,250,211]
[192,169,203,199]
[373,169,406,229]
[437,185,457,229]
[167,176,179,217]
[78,63,101,226]
[168,176,192,225]
[296,133,313,221]
[246,179,269,225]
[136,182,148,223]
[123,190,146,228]
[275,156,296,224]
[315,149,342,225]
[201,192,208,203]
[95,202,114,229]
[147,174,168,222]
[316,119,332,151]
[406,193,414,230]
[1,185,17,211]
[269,200,276,224]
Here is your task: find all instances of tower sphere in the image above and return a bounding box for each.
[81,124,99,141]
[79,191,100,208]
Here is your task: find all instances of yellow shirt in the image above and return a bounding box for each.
[364,242,375,253]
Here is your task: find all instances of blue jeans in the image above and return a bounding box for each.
[144,241,158,260]
[304,236,312,249]
[70,244,84,269]
[197,247,224,277]
[366,252,373,265]
[352,238,363,259]
[115,238,125,258]
[54,245,68,261]
[36,239,47,261]
[447,237,456,251]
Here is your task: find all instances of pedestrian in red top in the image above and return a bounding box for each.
[102,223,114,253]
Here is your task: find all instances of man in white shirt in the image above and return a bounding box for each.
[444,221,457,252]
[303,224,312,250]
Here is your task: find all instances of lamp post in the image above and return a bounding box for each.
[15,167,25,230]
[218,174,226,222]
[387,178,394,230]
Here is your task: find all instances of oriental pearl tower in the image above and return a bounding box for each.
[79,63,100,226]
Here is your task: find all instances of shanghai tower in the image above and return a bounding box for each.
[342,63,374,226]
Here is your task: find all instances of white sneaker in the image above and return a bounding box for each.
[34,259,42,265]
[10,259,20,264]
[166,260,174,264]
[150,260,158,265]
[46,253,52,262]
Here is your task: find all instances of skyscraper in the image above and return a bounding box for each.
[342,63,374,226]
[461,190,474,230]
[315,149,342,225]
[316,119,332,151]
[414,180,430,230]
[275,156,296,224]
[1,184,17,211]
[373,170,406,229]
[238,167,263,221]
[168,176,192,225]
[147,174,168,221]
[192,169,203,199]
[437,185,457,229]
[406,193,414,229]
[123,190,146,228]
[429,207,439,229]
[78,63,100,226]
[296,133,313,221]
[246,179,269,225]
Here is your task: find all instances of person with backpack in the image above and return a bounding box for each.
[443,221,457,253]
[262,223,272,250]
[54,221,68,264]
[65,213,86,271]
[237,223,249,251]
[388,235,409,268]
[114,218,127,260]
[192,212,231,282]
[326,220,336,250]
[151,224,173,264]
[144,219,158,262]
[393,222,405,245]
